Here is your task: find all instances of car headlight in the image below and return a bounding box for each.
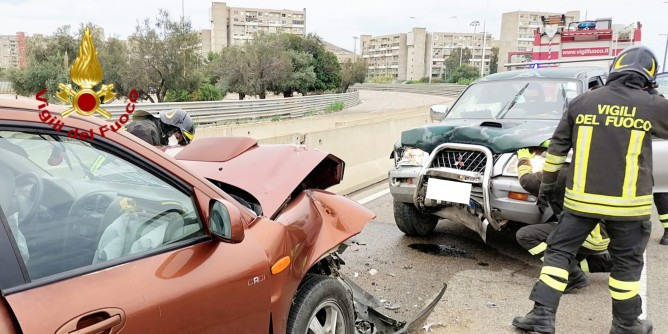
[502,154,545,176]
[397,148,431,167]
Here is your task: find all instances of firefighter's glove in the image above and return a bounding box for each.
[539,182,563,215]
[517,148,534,162]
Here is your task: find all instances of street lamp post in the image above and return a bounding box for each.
[470,21,480,70]
[353,36,359,62]
[661,34,668,73]
[480,20,487,77]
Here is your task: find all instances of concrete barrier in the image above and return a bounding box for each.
[199,105,436,195]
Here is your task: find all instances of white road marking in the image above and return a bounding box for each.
[357,189,390,205]
[640,250,648,320]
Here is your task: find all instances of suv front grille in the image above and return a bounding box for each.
[429,149,501,173]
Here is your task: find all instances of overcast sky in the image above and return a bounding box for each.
[1,0,666,68]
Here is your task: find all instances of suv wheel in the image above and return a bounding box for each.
[393,201,439,236]
[287,274,354,334]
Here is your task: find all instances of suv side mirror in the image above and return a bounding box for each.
[430,105,449,122]
[209,199,245,243]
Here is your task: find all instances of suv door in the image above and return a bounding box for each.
[0,127,271,333]
[653,72,668,192]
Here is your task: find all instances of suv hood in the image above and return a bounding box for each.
[401,119,558,154]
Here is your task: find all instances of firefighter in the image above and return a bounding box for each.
[126,109,195,146]
[514,147,612,291]
[512,46,668,334]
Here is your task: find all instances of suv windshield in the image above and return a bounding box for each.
[656,73,668,97]
[446,79,581,120]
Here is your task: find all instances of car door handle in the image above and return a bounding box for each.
[55,308,126,334]
[69,314,121,334]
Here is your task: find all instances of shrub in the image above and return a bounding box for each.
[324,101,345,113]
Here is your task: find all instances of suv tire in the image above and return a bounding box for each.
[393,201,439,236]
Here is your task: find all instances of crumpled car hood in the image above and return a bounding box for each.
[401,119,557,154]
[164,137,344,218]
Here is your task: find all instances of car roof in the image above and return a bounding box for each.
[478,67,607,82]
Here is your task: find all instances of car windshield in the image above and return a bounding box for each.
[656,73,668,97]
[445,79,581,120]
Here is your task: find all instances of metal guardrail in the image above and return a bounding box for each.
[351,83,466,98]
[0,81,13,94]
[104,91,361,126]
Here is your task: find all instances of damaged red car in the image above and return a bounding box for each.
[0,99,444,334]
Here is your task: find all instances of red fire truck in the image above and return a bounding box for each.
[504,15,642,70]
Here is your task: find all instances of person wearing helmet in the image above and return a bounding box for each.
[512,46,668,334]
[126,109,195,146]
[513,147,612,294]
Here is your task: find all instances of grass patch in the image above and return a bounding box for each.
[305,109,319,117]
[324,101,345,114]
[271,115,281,122]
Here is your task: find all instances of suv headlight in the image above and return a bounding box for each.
[502,154,546,176]
[397,148,431,167]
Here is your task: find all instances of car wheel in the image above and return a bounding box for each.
[393,201,438,236]
[286,274,354,334]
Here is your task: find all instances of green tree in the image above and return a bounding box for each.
[489,46,499,74]
[8,26,75,99]
[448,64,480,84]
[444,47,473,79]
[284,34,341,93]
[215,47,254,100]
[125,9,203,102]
[271,49,316,97]
[98,37,131,97]
[340,59,367,92]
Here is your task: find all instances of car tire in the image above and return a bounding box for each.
[393,201,438,236]
[286,274,355,334]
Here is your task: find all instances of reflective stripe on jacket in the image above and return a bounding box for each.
[543,73,668,220]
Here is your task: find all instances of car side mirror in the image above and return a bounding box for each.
[209,199,244,243]
[430,105,449,122]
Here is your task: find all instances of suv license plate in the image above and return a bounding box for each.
[425,179,472,204]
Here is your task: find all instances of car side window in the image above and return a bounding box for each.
[0,130,204,281]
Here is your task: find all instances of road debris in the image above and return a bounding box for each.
[368,269,378,276]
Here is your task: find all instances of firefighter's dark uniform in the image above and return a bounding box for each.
[513,46,668,334]
[515,155,612,278]
[125,116,166,146]
[657,193,668,244]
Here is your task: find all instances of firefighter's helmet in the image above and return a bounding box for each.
[159,109,195,144]
[609,46,659,84]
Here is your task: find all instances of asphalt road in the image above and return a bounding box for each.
[344,183,668,334]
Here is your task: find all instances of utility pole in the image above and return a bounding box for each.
[353,36,359,62]
[661,34,668,72]
[470,21,480,71]
[480,20,487,77]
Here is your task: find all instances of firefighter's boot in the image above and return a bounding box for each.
[564,266,589,293]
[512,303,556,334]
[660,229,668,245]
[609,317,653,334]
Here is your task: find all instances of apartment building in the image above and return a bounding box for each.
[0,32,27,70]
[429,31,493,80]
[361,28,492,82]
[498,10,580,71]
[208,2,306,52]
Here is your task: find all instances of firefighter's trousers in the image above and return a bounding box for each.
[655,193,668,228]
[529,212,650,321]
[516,222,611,273]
